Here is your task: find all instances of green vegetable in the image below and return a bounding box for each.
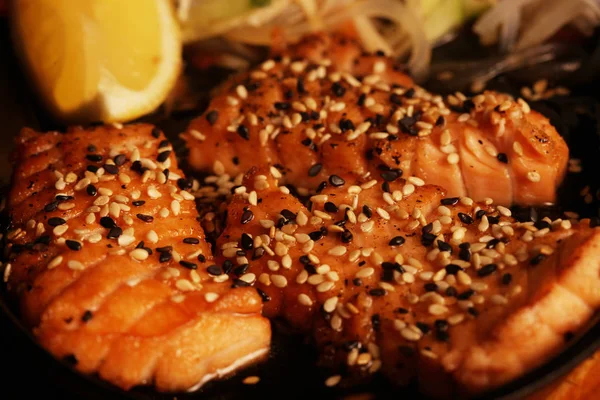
[420,0,494,43]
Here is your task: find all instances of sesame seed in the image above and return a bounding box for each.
[204,292,220,303]
[67,260,85,270]
[527,171,541,182]
[48,255,63,270]
[271,274,288,288]
[328,246,347,256]
[129,248,149,261]
[325,375,341,387]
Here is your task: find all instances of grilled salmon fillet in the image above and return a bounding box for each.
[4,124,270,392]
[183,33,568,205]
[215,166,600,398]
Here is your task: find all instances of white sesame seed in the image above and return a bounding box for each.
[355,268,375,279]
[317,281,335,292]
[176,279,195,292]
[325,375,341,387]
[67,260,85,270]
[527,171,541,182]
[118,235,136,247]
[298,293,313,306]
[129,248,149,261]
[271,274,288,288]
[53,225,69,236]
[204,292,219,303]
[48,255,63,270]
[328,246,347,256]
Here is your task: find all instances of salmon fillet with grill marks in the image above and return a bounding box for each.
[215,166,600,398]
[183,33,567,206]
[4,124,270,392]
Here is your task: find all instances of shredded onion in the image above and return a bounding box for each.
[178,0,600,80]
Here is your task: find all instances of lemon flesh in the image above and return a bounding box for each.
[12,0,181,123]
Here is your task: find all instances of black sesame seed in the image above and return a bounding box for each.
[459,246,471,261]
[497,153,509,163]
[445,264,463,275]
[136,214,154,223]
[424,283,438,292]
[297,78,306,94]
[457,289,474,300]
[381,169,402,182]
[530,253,547,266]
[237,124,250,140]
[48,217,66,226]
[357,93,366,106]
[256,287,271,302]
[87,144,97,152]
[151,127,161,138]
[179,260,197,270]
[66,240,82,251]
[416,322,429,334]
[240,208,254,224]
[309,230,324,241]
[435,116,445,126]
[329,174,345,187]
[369,288,386,297]
[501,273,513,285]
[81,310,93,322]
[231,279,251,288]
[104,164,119,175]
[405,88,415,98]
[458,212,474,225]
[159,140,170,148]
[232,264,249,276]
[206,110,219,125]
[331,81,346,97]
[44,201,59,212]
[159,252,172,263]
[308,163,322,177]
[316,181,327,193]
[436,331,450,342]
[478,263,498,277]
[486,238,501,249]
[362,205,373,218]
[157,150,171,163]
[467,307,479,317]
[421,232,436,247]
[87,165,99,173]
[107,227,122,239]
[445,286,458,297]
[241,233,254,250]
[252,247,265,260]
[371,314,381,331]
[339,118,355,132]
[441,197,459,206]
[100,216,116,228]
[341,230,353,243]
[353,278,363,286]
[274,102,290,110]
[114,154,127,166]
[198,254,207,263]
[437,240,452,253]
[86,184,97,196]
[324,202,338,213]
[55,195,73,202]
[390,93,403,105]
[86,154,102,162]
[476,209,487,219]
[280,209,296,221]
[183,237,200,244]
[207,265,223,275]
[389,236,405,246]
[132,200,145,207]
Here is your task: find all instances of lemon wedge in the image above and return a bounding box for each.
[11,0,181,123]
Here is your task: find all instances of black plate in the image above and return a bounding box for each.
[1,19,600,400]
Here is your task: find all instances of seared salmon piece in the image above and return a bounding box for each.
[185,33,567,207]
[376,91,568,205]
[182,33,413,191]
[215,166,600,398]
[4,124,270,392]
